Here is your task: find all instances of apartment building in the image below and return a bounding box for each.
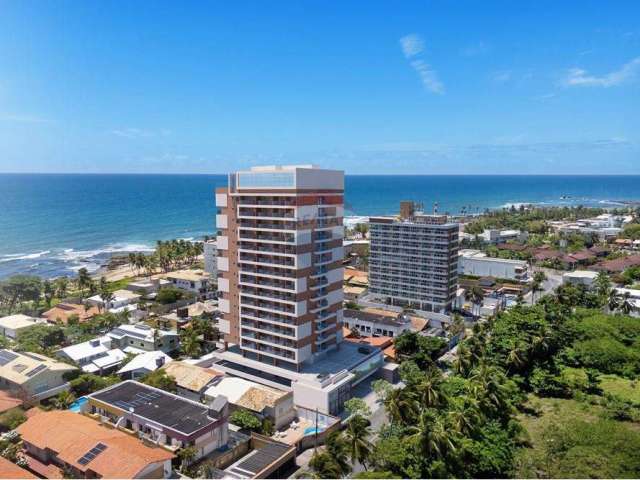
[215,165,344,371]
[369,201,459,313]
[458,249,529,281]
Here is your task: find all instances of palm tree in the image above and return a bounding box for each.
[447,397,480,435]
[594,271,611,299]
[470,286,484,318]
[43,280,54,308]
[608,289,620,313]
[620,291,634,315]
[407,410,456,461]
[383,386,417,425]
[181,329,201,358]
[417,367,444,408]
[53,276,69,299]
[343,415,372,470]
[53,390,76,410]
[99,289,115,312]
[324,431,352,477]
[77,268,92,300]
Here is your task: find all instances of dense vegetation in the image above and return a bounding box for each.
[307,278,640,479]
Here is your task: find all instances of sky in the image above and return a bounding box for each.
[0,0,639,174]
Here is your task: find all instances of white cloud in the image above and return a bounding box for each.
[399,34,444,94]
[399,34,424,58]
[563,57,640,87]
[409,60,444,94]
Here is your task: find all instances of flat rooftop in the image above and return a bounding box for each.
[225,441,292,478]
[90,381,216,435]
[212,341,381,388]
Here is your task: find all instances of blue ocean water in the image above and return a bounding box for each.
[1,174,638,279]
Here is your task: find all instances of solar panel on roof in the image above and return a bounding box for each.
[25,364,48,377]
[77,443,107,466]
[0,350,18,366]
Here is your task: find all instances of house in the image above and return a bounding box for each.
[0,454,37,479]
[562,270,599,288]
[204,376,295,430]
[0,314,48,339]
[480,229,528,244]
[42,303,100,325]
[85,381,229,462]
[87,289,141,312]
[16,410,174,478]
[458,249,529,281]
[126,279,171,297]
[165,270,211,298]
[117,351,172,380]
[106,323,179,354]
[57,336,126,374]
[162,361,223,401]
[593,255,640,273]
[0,350,76,401]
[157,301,216,331]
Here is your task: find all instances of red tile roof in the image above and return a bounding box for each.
[0,456,37,479]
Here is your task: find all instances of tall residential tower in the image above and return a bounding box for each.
[215,165,344,372]
[369,201,459,313]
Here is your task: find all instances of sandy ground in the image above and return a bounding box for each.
[93,254,205,282]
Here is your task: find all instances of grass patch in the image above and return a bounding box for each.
[105,277,135,292]
[516,395,640,478]
[600,374,640,405]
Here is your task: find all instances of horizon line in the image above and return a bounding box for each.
[1,172,640,177]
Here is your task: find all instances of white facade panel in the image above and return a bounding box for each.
[219,298,230,314]
[327,289,343,306]
[216,214,228,229]
[216,235,228,250]
[218,278,229,293]
[217,257,229,272]
[215,193,227,207]
[219,318,231,334]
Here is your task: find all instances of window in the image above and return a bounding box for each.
[238,172,295,188]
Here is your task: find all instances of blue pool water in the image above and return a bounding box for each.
[304,426,323,435]
[68,396,88,413]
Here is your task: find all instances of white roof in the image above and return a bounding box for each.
[61,336,111,361]
[0,314,45,330]
[614,288,640,299]
[117,351,172,375]
[108,323,176,342]
[205,376,260,404]
[563,270,599,279]
[87,289,141,305]
[81,348,127,372]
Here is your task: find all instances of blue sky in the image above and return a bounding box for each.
[0,0,639,174]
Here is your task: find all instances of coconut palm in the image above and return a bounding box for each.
[181,328,201,358]
[418,367,445,408]
[343,415,372,469]
[384,386,417,425]
[594,271,611,299]
[620,291,634,315]
[407,409,456,461]
[324,431,352,477]
[77,267,92,299]
[608,289,620,313]
[53,390,76,410]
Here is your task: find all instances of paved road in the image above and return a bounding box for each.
[527,266,563,304]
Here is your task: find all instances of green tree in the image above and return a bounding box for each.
[0,275,42,313]
[140,369,177,393]
[53,390,76,410]
[230,408,262,431]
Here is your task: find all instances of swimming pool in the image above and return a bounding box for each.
[303,426,323,435]
[68,396,87,413]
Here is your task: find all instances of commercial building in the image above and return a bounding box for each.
[205,340,383,415]
[0,350,76,401]
[458,249,529,281]
[0,314,48,339]
[369,201,459,313]
[57,336,126,374]
[215,165,345,371]
[16,410,174,478]
[479,229,529,244]
[342,308,427,338]
[106,323,179,354]
[85,380,230,461]
[562,270,599,288]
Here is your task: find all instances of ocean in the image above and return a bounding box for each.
[1,174,639,280]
